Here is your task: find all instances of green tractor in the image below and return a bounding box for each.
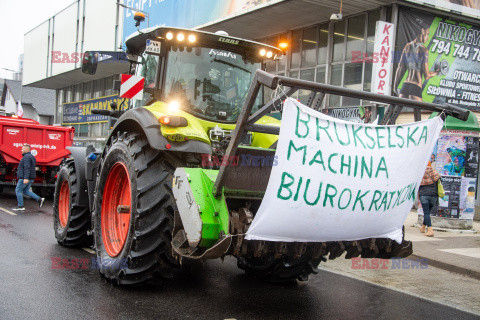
[53,26,468,285]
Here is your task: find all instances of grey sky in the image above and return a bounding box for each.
[0,0,74,79]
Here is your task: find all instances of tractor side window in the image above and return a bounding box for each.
[136,54,159,89]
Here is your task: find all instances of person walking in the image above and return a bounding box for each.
[419,161,441,237]
[12,144,45,211]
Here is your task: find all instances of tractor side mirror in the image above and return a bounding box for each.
[82,51,99,75]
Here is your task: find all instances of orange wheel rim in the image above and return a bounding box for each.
[58,180,70,228]
[101,162,131,257]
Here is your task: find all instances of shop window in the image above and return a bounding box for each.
[78,124,89,137]
[93,79,104,98]
[332,20,346,62]
[298,68,315,104]
[363,62,373,92]
[105,77,114,96]
[318,24,329,65]
[330,64,343,107]
[366,10,381,55]
[83,82,92,100]
[343,63,363,106]
[346,14,366,61]
[290,29,302,69]
[316,66,326,83]
[301,27,317,68]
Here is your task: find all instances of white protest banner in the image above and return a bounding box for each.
[246,99,443,244]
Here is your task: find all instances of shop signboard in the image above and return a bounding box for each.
[371,21,395,96]
[122,0,285,45]
[62,95,129,125]
[396,8,480,111]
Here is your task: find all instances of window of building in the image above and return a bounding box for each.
[260,8,389,109]
[301,26,317,68]
[290,29,302,69]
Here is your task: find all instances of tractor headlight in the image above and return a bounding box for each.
[168,101,180,112]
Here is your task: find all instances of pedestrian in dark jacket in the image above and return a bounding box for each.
[419,161,441,237]
[12,144,45,211]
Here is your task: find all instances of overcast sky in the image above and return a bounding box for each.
[0,0,74,79]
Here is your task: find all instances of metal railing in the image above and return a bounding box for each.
[213,69,470,197]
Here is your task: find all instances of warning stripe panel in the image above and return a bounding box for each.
[119,74,144,99]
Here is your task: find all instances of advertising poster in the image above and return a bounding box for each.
[62,95,129,125]
[407,0,480,20]
[460,177,477,219]
[465,136,479,177]
[396,8,480,111]
[437,176,462,217]
[435,135,467,176]
[423,131,479,219]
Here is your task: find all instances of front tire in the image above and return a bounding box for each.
[53,159,92,247]
[92,132,180,285]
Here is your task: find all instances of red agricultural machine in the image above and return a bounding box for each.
[0,115,74,196]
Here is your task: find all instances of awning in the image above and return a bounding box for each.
[197,0,393,39]
[25,57,129,90]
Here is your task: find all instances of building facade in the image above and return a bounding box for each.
[23,0,480,139]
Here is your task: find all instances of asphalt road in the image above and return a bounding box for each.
[0,188,478,320]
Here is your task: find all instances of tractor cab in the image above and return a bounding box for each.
[126,28,283,122]
[83,27,283,123]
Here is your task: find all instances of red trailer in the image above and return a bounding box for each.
[0,115,74,195]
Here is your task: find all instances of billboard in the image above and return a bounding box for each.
[62,95,129,125]
[407,0,480,19]
[122,0,285,45]
[395,8,480,111]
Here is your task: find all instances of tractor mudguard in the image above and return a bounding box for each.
[65,147,89,207]
[110,107,212,154]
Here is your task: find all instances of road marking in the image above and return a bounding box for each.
[0,207,17,216]
[438,248,480,259]
[82,248,95,254]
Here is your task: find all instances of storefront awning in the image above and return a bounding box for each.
[25,58,129,90]
[197,0,394,39]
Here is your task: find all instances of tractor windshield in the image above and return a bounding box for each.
[163,47,263,122]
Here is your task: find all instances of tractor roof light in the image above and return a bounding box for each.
[188,34,196,43]
[259,49,266,57]
[177,33,185,41]
[266,51,273,58]
[166,32,174,40]
[134,12,146,27]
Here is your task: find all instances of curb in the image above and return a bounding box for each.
[411,254,480,281]
[412,223,478,234]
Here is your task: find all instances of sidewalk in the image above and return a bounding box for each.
[404,210,480,280]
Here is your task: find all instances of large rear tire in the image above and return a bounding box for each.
[53,159,92,247]
[237,253,322,282]
[92,132,180,285]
